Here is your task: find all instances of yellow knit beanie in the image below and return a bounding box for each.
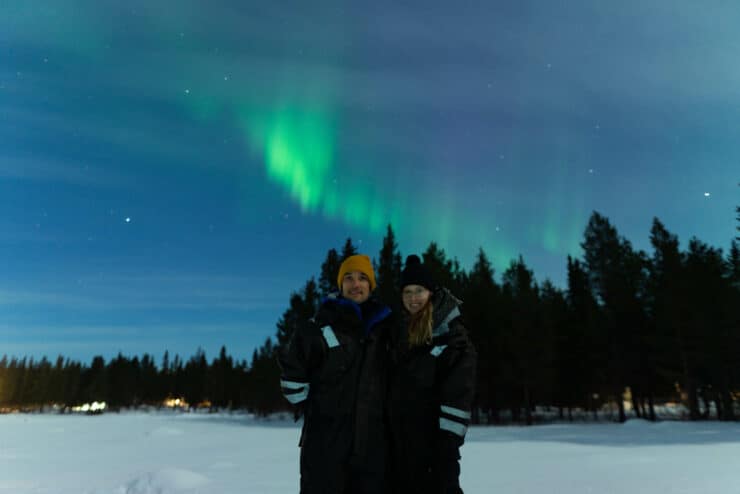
[337,254,376,291]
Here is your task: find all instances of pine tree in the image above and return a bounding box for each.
[63,359,81,407]
[183,348,208,408]
[248,338,284,415]
[726,240,740,415]
[341,238,358,260]
[210,346,234,409]
[620,246,652,420]
[565,256,604,419]
[171,354,184,401]
[8,357,24,406]
[139,354,158,405]
[81,356,108,405]
[463,248,499,423]
[0,356,8,406]
[233,358,250,409]
[685,238,735,420]
[276,278,321,349]
[107,353,134,409]
[648,218,692,418]
[535,281,564,417]
[160,350,172,400]
[24,357,51,407]
[421,242,457,290]
[319,248,341,296]
[48,356,66,405]
[502,256,545,425]
[375,224,402,306]
[581,212,643,422]
[728,241,740,289]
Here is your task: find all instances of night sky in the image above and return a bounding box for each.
[2,1,737,363]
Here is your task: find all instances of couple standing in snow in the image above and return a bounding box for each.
[279,254,476,494]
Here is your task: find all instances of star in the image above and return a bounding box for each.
[125,217,131,223]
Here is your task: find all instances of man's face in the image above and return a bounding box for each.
[341,271,371,304]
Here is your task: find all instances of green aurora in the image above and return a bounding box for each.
[4,1,591,272]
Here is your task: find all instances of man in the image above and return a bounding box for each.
[279,254,393,494]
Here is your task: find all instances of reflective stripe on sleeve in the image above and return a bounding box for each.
[321,326,340,348]
[440,417,467,437]
[280,379,308,390]
[284,386,309,404]
[441,405,471,420]
[281,379,310,404]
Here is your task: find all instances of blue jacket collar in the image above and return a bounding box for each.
[322,292,391,335]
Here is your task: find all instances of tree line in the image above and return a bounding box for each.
[0,346,281,414]
[1,211,738,423]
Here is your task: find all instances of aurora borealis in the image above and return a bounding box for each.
[2,1,738,362]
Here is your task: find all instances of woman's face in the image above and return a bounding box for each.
[402,284,431,314]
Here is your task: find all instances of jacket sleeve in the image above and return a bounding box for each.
[437,319,476,442]
[433,319,476,492]
[277,321,324,412]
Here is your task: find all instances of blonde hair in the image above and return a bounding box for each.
[407,301,433,347]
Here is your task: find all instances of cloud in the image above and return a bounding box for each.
[1,101,227,174]
[0,272,292,312]
[0,155,129,188]
[0,321,266,339]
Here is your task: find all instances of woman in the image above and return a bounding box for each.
[387,255,477,494]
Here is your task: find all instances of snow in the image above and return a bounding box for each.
[1,412,739,493]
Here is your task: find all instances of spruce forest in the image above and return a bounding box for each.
[2,211,738,424]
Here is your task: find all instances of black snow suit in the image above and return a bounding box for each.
[387,288,476,494]
[278,293,393,494]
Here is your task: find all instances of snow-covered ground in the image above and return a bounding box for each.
[1,412,739,494]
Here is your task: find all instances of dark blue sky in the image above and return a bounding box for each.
[2,1,737,363]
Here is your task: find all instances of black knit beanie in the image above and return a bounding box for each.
[400,255,435,291]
